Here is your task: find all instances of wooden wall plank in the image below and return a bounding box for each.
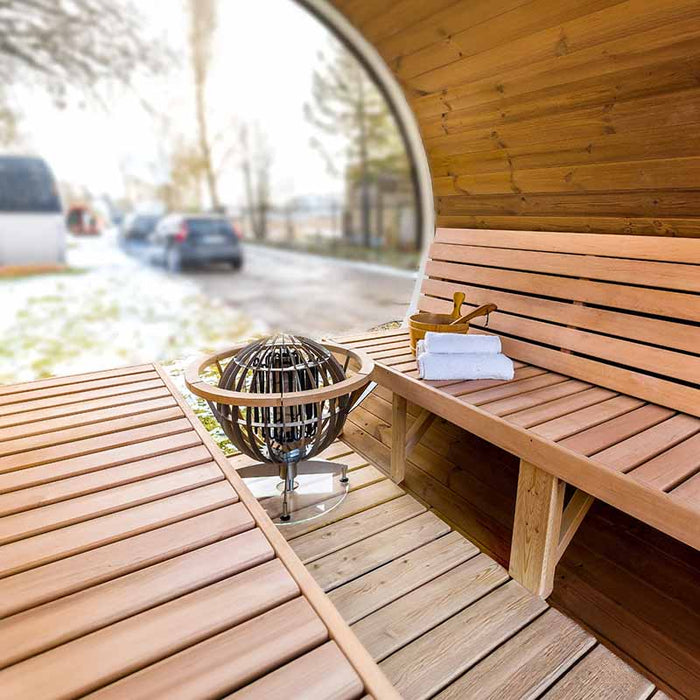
[334,0,700,236]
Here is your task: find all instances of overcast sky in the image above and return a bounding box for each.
[15,0,347,207]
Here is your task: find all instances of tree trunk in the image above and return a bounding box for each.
[195,82,220,210]
[357,76,371,248]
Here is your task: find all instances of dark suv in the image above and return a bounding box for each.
[151,214,243,272]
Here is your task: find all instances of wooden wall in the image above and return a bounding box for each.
[331,0,700,236]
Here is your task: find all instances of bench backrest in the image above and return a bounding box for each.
[418,229,700,417]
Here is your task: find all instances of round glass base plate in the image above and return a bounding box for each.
[238,460,350,526]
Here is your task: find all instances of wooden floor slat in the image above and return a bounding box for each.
[307,511,450,592]
[329,530,479,624]
[0,504,254,618]
[281,478,405,540]
[0,385,172,429]
[0,378,165,418]
[0,395,178,443]
[290,494,426,563]
[0,417,193,473]
[0,365,395,699]
[352,553,508,663]
[0,463,223,544]
[0,370,161,406]
[87,597,328,700]
[0,481,238,577]
[380,580,548,700]
[0,364,154,397]
[0,406,184,458]
[435,608,595,700]
[0,445,213,515]
[0,560,299,700]
[542,644,655,700]
[227,641,363,700]
[0,529,274,668]
[0,431,203,494]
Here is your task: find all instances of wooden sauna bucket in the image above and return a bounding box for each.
[408,292,497,354]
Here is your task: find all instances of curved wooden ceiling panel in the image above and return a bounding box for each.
[330,0,700,236]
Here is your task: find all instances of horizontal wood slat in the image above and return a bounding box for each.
[429,242,700,291]
[421,277,697,354]
[0,560,300,700]
[0,379,168,418]
[0,364,154,397]
[0,363,393,698]
[0,371,162,406]
[423,259,700,322]
[0,445,213,515]
[0,418,193,473]
[87,597,328,700]
[0,396,179,443]
[0,432,203,493]
[433,228,700,263]
[0,504,255,618]
[0,529,274,668]
[228,641,364,700]
[0,463,223,545]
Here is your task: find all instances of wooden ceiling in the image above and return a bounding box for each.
[330,0,700,236]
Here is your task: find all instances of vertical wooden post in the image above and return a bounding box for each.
[391,393,408,484]
[509,459,565,597]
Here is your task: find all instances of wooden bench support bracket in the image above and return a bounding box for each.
[390,395,436,484]
[557,489,595,563]
[509,459,594,597]
[391,393,408,483]
[406,408,436,455]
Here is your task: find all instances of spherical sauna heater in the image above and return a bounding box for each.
[186,335,375,524]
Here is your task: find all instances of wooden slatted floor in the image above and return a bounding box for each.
[340,329,700,514]
[332,331,700,698]
[232,444,666,700]
[0,361,673,699]
[0,364,395,700]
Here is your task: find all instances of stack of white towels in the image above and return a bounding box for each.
[416,332,514,381]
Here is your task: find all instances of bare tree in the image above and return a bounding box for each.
[240,124,272,240]
[304,39,408,248]
[186,0,221,211]
[0,0,165,103]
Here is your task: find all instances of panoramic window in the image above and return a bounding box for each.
[0,0,420,383]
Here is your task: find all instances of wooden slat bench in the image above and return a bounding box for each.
[336,228,700,597]
[0,364,398,700]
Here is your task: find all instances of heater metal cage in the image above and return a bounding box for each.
[185,335,375,523]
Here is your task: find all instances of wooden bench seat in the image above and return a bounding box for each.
[336,228,700,597]
[0,364,398,700]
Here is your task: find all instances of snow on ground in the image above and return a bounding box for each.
[0,231,264,386]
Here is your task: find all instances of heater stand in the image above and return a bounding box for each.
[237,459,350,525]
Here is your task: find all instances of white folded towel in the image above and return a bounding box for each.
[417,352,514,381]
[423,332,501,355]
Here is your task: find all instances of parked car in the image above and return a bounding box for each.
[66,204,101,235]
[120,213,160,243]
[150,214,243,272]
[0,155,65,267]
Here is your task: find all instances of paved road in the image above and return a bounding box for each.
[178,243,416,337]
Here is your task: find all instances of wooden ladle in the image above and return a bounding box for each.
[450,303,498,326]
